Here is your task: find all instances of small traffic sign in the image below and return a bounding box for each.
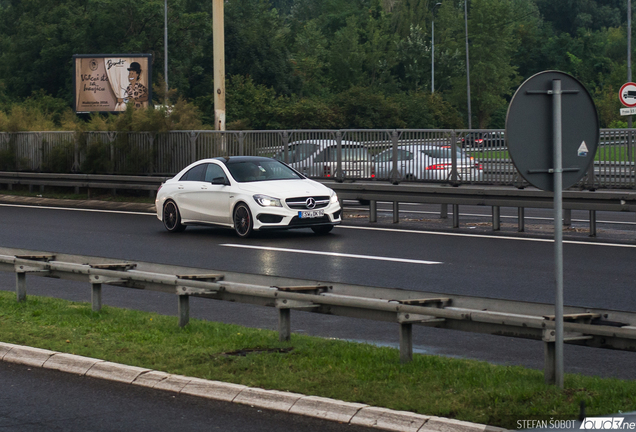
[620,107,636,116]
[619,82,636,107]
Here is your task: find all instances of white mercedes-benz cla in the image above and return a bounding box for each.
[156,156,341,237]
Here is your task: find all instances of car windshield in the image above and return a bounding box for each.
[226,159,303,182]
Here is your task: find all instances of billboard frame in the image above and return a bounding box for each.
[73,53,153,114]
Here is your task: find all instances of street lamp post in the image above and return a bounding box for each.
[464,0,472,129]
[628,0,633,159]
[431,2,442,94]
[164,0,168,104]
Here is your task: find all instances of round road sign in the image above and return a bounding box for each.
[619,82,636,107]
[506,70,599,192]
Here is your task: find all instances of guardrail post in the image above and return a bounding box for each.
[492,206,500,231]
[563,209,572,226]
[278,309,291,342]
[393,202,399,223]
[390,130,400,185]
[16,272,26,302]
[369,200,377,223]
[450,131,458,186]
[91,282,102,312]
[399,323,413,363]
[283,131,289,164]
[440,204,448,219]
[238,131,245,156]
[589,210,596,237]
[190,131,197,163]
[148,133,155,175]
[72,131,80,173]
[178,294,190,327]
[544,340,556,385]
[335,131,343,182]
[518,207,525,232]
[452,204,459,228]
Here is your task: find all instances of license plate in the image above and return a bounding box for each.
[299,210,324,218]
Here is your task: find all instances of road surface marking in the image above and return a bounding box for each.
[337,225,636,248]
[220,244,443,265]
[3,203,634,248]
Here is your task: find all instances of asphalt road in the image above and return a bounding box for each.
[0,361,373,432]
[0,202,635,379]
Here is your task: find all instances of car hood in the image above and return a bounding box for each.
[236,179,333,198]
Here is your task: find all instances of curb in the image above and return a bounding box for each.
[1,342,507,432]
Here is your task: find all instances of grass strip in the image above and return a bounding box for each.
[1,291,635,429]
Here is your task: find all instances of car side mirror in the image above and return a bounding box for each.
[211,177,229,185]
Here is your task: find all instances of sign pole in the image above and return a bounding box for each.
[552,79,565,389]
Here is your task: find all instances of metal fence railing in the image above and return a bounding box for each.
[0,129,634,189]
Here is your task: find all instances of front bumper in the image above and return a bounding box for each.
[251,203,342,231]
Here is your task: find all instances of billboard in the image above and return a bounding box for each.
[73,54,152,113]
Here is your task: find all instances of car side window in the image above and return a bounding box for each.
[180,163,207,181]
[204,163,228,183]
[375,151,391,163]
[288,143,319,163]
[397,149,413,161]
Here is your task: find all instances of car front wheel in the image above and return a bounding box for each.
[233,203,253,238]
[163,201,186,232]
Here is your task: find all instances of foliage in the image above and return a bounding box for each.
[0,0,634,130]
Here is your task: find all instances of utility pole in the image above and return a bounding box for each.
[431,2,442,94]
[629,0,633,160]
[464,0,472,129]
[213,0,226,131]
[164,0,169,104]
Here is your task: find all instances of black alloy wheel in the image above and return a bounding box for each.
[233,203,253,238]
[163,201,186,232]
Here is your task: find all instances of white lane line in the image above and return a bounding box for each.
[219,244,443,265]
[337,225,636,248]
[0,203,155,216]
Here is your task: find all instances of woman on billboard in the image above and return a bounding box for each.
[117,62,148,108]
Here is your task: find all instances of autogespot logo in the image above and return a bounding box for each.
[580,418,635,430]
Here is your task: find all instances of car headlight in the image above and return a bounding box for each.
[330,192,338,204]
[253,194,282,207]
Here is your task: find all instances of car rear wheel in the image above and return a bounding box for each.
[163,201,186,232]
[311,225,334,235]
[233,203,253,238]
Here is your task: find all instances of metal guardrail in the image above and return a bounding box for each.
[323,181,636,236]
[1,128,634,188]
[1,248,635,385]
[1,172,636,238]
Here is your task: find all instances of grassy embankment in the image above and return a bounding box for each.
[1,291,635,429]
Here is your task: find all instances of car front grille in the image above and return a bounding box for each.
[285,196,330,210]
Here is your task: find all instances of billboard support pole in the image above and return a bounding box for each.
[213,0,226,131]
